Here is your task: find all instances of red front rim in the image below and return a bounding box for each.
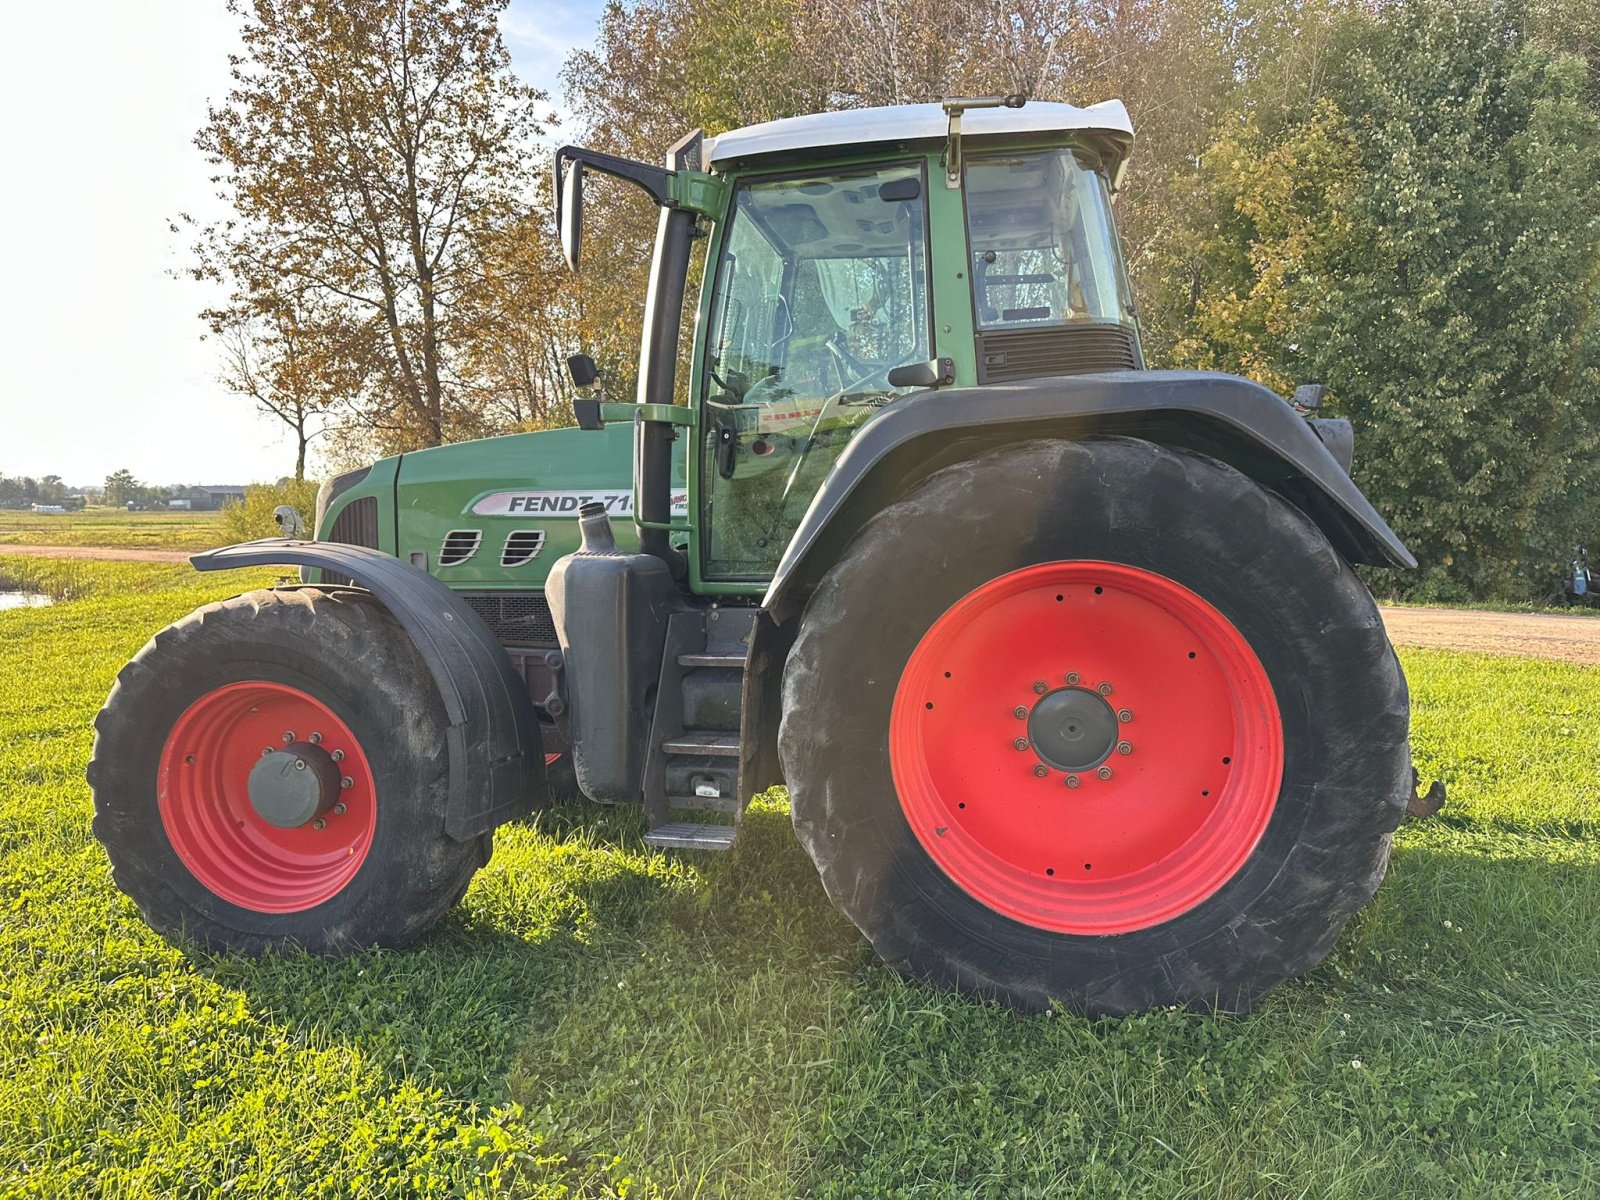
[158,681,377,913]
[889,562,1284,935]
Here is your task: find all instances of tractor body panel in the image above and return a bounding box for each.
[189,538,547,839]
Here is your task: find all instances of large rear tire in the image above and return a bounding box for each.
[89,588,486,954]
[781,438,1411,1014]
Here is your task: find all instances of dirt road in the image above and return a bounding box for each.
[1380,605,1600,665]
[0,544,195,564]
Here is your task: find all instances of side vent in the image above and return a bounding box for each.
[439,529,483,567]
[501,530,547,567]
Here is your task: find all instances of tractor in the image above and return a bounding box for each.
[90,96,1419,1015]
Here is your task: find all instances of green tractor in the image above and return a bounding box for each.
[90,96,1418,1015]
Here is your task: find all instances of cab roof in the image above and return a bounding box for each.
[705,100,1134,172]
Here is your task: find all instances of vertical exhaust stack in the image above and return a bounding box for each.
[546,502,684,803]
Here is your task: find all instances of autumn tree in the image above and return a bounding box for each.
[190,0,548,451]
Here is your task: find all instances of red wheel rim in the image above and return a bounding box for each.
[158,681,377,913]
[889,562,1283,935]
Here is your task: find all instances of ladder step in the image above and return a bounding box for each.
[678,651,748,668]
[668,793,741,814]
[662,732,740,757]
[644,822,737,851]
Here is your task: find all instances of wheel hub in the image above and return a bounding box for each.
[1027,686,1118,772]
[247,742,340,828]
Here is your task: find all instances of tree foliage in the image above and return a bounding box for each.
[190,0,547,450]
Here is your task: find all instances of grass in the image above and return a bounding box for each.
[0,508,224,551]
[1,561,1596,1197]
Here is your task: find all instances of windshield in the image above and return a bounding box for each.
[965,149,1133,329]
[700,163,930,579]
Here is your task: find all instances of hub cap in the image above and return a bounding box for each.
[158,681,376,913]
[889,561,1284,935]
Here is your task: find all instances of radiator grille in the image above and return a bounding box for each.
[975,324,1139,384]
[320,495,378,587]
[461,592,557,645]
[327,495,378,548]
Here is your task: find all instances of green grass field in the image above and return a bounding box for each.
[0,508,223,551]
[2,561,1596,1197]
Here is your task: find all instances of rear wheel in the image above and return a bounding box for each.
[90,588,486,953]
[781,438,1412,1014]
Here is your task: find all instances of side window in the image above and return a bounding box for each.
[700,164,930,579]
[965,150,1135,329]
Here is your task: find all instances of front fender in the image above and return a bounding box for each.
[190,539,546,840]
[762,370,1414,622]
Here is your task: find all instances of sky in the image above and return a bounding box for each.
[0,0,606,489]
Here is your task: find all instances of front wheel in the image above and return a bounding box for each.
[89,588,486,953]
[781,438,1412,1014]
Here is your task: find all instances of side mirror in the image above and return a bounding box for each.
[1292,383,1327,412]
[559,158,584,271]
[887,357,956,389]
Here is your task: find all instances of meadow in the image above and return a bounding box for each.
[1,559,1596,1198]
[0,508,223,552]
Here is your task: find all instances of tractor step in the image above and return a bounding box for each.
[644,822,738,851]
[678,651,748,668]
[668,792,741,813]
[662,732,740,757]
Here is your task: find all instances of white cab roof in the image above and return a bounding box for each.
[706,100,1133,167]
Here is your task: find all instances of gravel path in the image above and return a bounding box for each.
[0,544,196,564]
[1380,605,1600,665]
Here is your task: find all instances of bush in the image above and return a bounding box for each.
[218,479,321,544]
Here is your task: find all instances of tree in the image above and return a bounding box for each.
[218,310,352,481]
[189,0,548,449]
[104,470,141,507]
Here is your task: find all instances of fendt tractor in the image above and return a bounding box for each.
[91,97,1423,1015]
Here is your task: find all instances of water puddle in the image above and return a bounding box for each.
[0,591,53,611]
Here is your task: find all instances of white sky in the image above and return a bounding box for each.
[0,0,604,489]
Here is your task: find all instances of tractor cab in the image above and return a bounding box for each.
[554,97,1141,583]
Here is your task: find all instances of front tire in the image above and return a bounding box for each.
[90,588,486,953]
[781,438,1412,1014]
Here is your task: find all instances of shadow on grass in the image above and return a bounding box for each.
[185,800,1600,1198]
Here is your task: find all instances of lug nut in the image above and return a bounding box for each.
[1012,737,1029,752]
[331,749,345,762]
[293,759,306,772]
[1118,708,1133,723]
[332,802,347,816]
[1065,671,1080,685]
[1097,765,1113,781]
[261,747,273,757]
[1032,680,1048,695]
[1013,706,1028,719]
[312,818,326,830]
[1097,682,1113,696]
[1117,741,1133,756]
[1065,775,1081,789]
[340,776,354,789]
[282,731,295,743]
[309,732,323,744]
[1033,764,1048,778]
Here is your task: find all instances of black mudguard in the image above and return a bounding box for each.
[762,369,1414,621]
[191,539,546,840]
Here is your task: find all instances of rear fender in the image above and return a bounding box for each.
[761,369,1414,623]
[191,539,546,840]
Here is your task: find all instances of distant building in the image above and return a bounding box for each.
[30,504,66,515]
[174,486,247,512]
